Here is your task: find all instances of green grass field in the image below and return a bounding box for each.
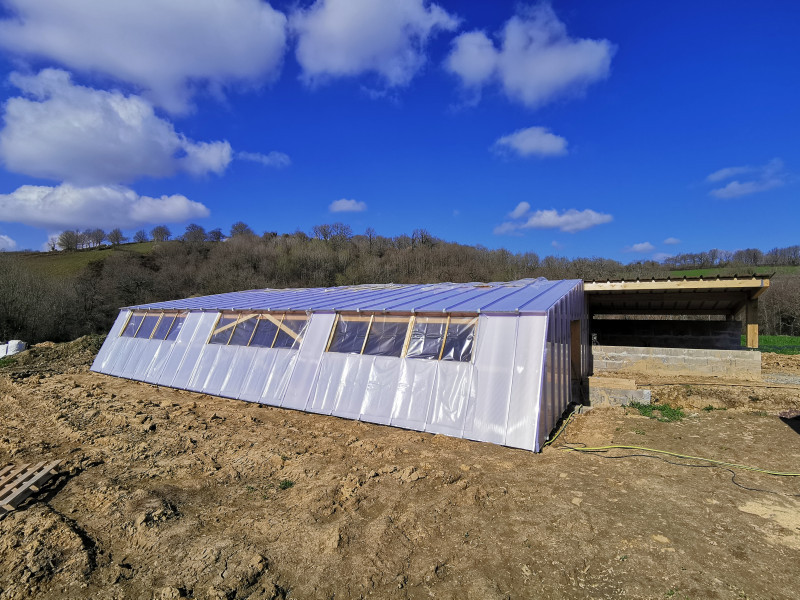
[670,266,799,278]
[17,242,164,278]
[743,335,800,354]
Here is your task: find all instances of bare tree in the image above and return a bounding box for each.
[57,230,80,251]
[207,228,226,242]
[151,225,171,242]
[182,223,208,243]
[87,228,106,247]
[107,228,127,246]
[229,221,254,238]
[312,224,332,241]
[411,228,435,249]
[133,230,148,243]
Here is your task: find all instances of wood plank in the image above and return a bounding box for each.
[0,463,31,498]
[746,299,759,348]
[585,279,769,293]
[1,461,60,510]
[260,313,302,342]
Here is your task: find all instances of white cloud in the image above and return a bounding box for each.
[493,126,567,157]
[238,151,292,169]
[707,158,786,199]
[551,240,563,249]
[663,237,681,245]
[445,3,615,108]
[509,201,531,219]
[292,0,458,87]
[0,69,232,185]
[41,233,60,252]
[0,183,209,230]
[653,252,672,262]
[524,208,612,233]
[0,234,17,251]
[0,0,287,114]
[495,207,612,235]
[626,241,655,253]
[711,179,783,199]
[492,221,522,236]
[329,198,367,212]
[706,165,753,183]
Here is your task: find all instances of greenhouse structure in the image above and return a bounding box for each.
[92,278,588,452]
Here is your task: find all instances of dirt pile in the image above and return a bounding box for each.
[1,341,799,599]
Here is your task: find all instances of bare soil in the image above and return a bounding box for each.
[1,338,799,600]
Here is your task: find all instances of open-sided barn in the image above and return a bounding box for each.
[92,278,588,452]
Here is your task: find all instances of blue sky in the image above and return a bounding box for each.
[0,1,797,262]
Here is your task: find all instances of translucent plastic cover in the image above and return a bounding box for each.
[405,317,446,360]
[328,316,370,354]
[441,317,477,362]
[121,312,145,337]
[363,315,409,357]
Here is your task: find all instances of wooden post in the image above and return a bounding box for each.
[745,298,759,349]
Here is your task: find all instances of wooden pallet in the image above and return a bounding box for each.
[0,460,61,516]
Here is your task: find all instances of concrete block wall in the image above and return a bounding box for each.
[592,345,761,379]
[588,386,651,407]
[591,320,742,350]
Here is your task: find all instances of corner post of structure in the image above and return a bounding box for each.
[745,298,759,349]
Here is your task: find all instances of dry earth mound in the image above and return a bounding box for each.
[1,340,799,599]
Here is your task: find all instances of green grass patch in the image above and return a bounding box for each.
[278,479,294,490]
[0,356,17,368]
[669,265,799,278]
[630,401,685,422]
[17,241,166,278]
[741,334,800,354]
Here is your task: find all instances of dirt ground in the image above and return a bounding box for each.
[1,339,799,600]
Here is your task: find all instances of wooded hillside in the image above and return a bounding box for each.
[1,224,798,343]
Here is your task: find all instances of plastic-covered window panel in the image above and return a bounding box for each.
[134,313,161,339]
[209,314,238,345]
[328,315,370,354]
[238,350,280,402]
[283,313,336,411]
[307,353,349,414]
[441,317,477,362]
[187,344,221,392]
[506,316,547,451]
[389,359,437,431]
[167,313,217,389]
[228,314,258,346]
[425,362,474,436]
[273,314,308,349]
[360,356,403,425]
[152,313,176,340]
[260,350,298,406]
[121,312,145,337]
[92,311,130,373]
[164,314,186,341]
[220,346,259,400]
[463,315,515,446]
[405,317,447,360]
[363,316,409,357]
[249,318,279,348]
[201,345,239,396]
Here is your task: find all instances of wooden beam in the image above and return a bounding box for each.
[746,298,759,348]
[585,278,769,293]
[591,308,735,316]
[587,291,748,305]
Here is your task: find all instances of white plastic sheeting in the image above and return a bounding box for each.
[92,280,587,452]
[0,340,27,358]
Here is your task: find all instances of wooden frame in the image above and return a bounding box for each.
[326,312,478,362]
[0,461,61,516]
[207,311,310,349]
